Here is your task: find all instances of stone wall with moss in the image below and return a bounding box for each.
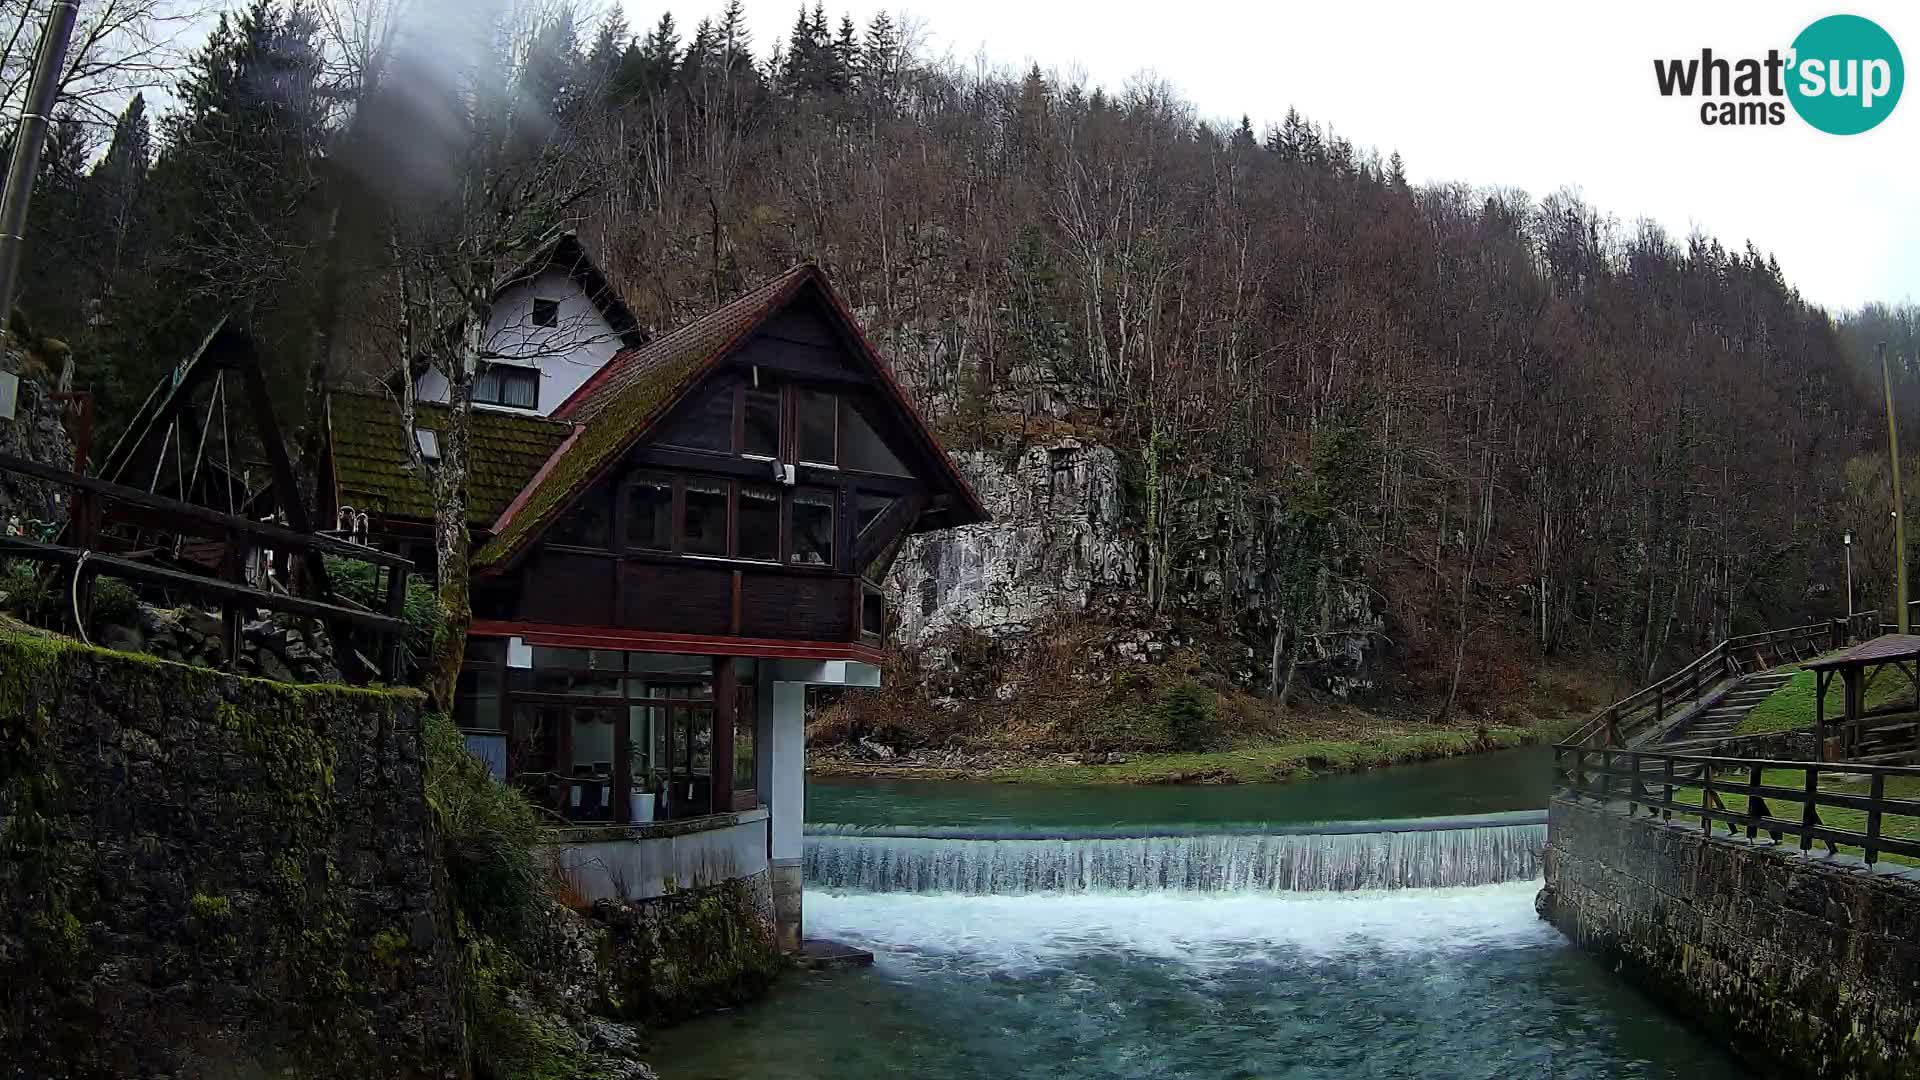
[1540,797,1920,1080]
[591,873,785,1028]
[0,630,465,1079]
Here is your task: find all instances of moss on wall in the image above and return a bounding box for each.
[596,875,786,1028]
[0,629,462,1079]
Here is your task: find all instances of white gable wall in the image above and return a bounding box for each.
[412,268,624,417]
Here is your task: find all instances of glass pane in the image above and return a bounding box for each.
[534,669,622,697]
[625,476,673,551]
[551,487,611,548]
[862,588,885,637]
[743,387,780,457]
[684,480,728,555]
[734,682,757,792]
[628,653,714,676]
[503,370,538,409]
[659,386,734,453]
[567,708,616,822]
[455,666,503,730]
[738,484,780,561]
[844,404,909,475]
[798,389,837,464]
[792,488,835,566]
[468,638,507,663]
[856,493,894,538]
[629,704,665,821]
[531,646,591,668]
[473,366,502,404]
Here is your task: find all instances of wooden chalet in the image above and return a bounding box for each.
[322,261,987,948]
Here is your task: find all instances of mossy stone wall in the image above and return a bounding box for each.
[591,871,785,1027]
[0,631,465,1078]
[1541,797,1920,1079]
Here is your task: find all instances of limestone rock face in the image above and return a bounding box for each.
[890,438,1136,645]
[884,432,1383,698]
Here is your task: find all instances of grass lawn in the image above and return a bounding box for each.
[1660,767,1920,867]
[1734,664,1918,736]
[983,726,1540,785]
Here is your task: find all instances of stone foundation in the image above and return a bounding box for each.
[593,872,785,1025]
[1541,796,1920,1079]
[0,630,463,1078]
[770,859,803,953]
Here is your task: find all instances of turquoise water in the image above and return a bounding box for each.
[805,745,1554,829]
[648,750,1741,1079]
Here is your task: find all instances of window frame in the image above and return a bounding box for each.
[472,361,540,410]
[531,297,561,328]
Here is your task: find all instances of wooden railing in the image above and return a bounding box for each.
[1562,611,1883,750]
[1554,745,1920,866]
[0,450,412,680]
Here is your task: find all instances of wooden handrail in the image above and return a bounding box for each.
[1553,744,1920,866]
[0,450,412,569]
[1562,616,1871,751]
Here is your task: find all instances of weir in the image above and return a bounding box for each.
[803,810,1546,894]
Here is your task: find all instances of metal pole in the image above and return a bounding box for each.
[1845,534,1854,623]
[1883,341,1909,635]
[0,0,81,328]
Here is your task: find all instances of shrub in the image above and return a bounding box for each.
[1158,679,1217,751]
[325,555,443,672]
[88,576,138,630]
[423,712,549,940]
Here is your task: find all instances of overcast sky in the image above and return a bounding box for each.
[626,0,1917,313]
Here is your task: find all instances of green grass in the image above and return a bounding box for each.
[1660,767,1920,867]
[983,726,1539,785]
[1734,664,1918,736]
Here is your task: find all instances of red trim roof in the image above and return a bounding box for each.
[470,620,886,665]
[473,263,989,573]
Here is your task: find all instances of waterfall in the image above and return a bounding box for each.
[803,811,1546,894]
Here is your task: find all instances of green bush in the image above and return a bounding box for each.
[88,576,138,630]
[1158,679,1217,752]
[324,555,443,671]
[423,712,549,940]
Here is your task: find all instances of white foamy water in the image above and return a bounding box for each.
[803,821,1546,894]
[806,880,1556,976]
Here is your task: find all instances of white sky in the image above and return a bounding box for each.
[627,0,1918,313]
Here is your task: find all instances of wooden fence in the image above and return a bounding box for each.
[1562,611,1885,750]
[1554,745,1920,867]
[0,449,411,681]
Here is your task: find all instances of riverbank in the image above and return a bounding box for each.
[810,723,1555,785]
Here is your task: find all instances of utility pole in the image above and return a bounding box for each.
[1882,340,1909,635]
[0,0,81,330]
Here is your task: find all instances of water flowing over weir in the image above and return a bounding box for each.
[803,810,1546,894]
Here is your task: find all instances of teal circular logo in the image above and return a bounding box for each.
[1788,14,1904,134]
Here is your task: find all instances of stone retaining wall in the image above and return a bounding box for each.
[0,630,464,1078]
[1540,796,1920,1079]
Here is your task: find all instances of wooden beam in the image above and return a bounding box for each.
[712,656,736,814]
[0,452,411,569]
[0,534,406,634]
[854,492,928,570]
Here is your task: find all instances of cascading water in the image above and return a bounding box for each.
[803,811,1546,894]
[653,769,1743,1078]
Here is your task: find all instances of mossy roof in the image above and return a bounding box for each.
[472,263,990,572]
[473,266,817,569]
[327,391,573,525]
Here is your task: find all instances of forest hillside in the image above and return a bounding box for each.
[17,0,1920,760]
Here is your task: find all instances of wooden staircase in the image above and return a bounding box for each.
[1665,670,1797,746]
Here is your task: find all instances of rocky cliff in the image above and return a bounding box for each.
[0,342,73,531]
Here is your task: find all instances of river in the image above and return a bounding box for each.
[647,747,1741,1078]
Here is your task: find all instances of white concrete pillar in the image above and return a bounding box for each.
[765,679,806,951]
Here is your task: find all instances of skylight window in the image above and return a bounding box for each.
[414,427,440,462]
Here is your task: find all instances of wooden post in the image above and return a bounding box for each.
[1662,755,1675,821]
[1815,670,1828,758]
[1745,765,1764,840]
[381,561,407,680]
[1701,762,1715,835]
[712,655,736,813]
[1628,751,1643,815]
[1800,766,1819,852]
[614,702,632,826]
[1865,771,1885,866]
